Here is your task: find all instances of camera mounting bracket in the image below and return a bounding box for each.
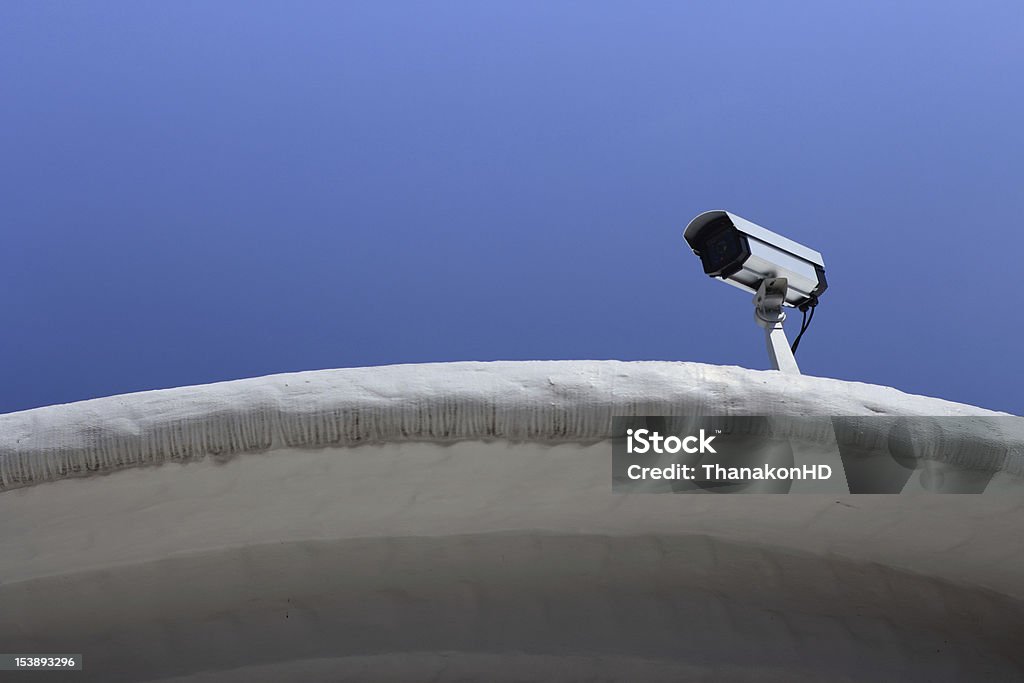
[753,277,800,375]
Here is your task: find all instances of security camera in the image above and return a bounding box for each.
[683,210,830,375]
[683,210,827,309]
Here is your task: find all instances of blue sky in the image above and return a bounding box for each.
[2,2,1022,415]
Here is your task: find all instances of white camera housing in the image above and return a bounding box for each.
[683,210,827,308]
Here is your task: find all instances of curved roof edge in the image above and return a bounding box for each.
[1,360,1019,491]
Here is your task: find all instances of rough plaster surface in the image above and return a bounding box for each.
[1,360,1019,491]
[2,361,1023,682]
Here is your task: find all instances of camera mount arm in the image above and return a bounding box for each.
[753,277,800,375]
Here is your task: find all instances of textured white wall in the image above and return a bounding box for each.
[1,361,1019,491]
[2,361,1023,682]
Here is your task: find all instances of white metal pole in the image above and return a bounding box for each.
[753,278,801,375]
[763,320,800,374]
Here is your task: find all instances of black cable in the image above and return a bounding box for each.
[790,299,816,355]
[790,309,808,354]
[790,303,814,354]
